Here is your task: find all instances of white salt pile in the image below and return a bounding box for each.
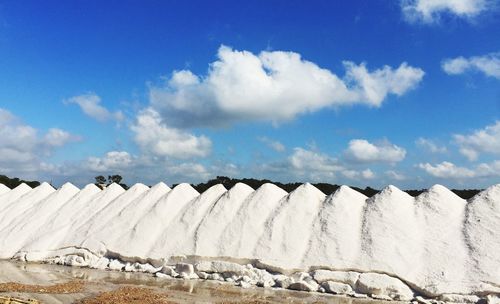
[0,184,10,196]
[0,181,498,303]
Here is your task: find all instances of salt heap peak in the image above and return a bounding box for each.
[254,183,326,269]
[96,181,172,256]
[150,182,171,191]
[194,182,254,256]
[77,183,151,254]
[0,182,56,232]
[172,182,200,195]
[304,185,367,268]
[0,183,31,206]
[20,182,103,257]
[105,182,125,191]
[113,182,200,260]
[359,183,419,276]
[413,184,468,296]
[81,183,102,192]
[59,182,80,193]
[463,183,500,293]
[149,183,227,259]
[377,184,410,198]
[330,185,367,202]
[422,184,463,200]
[471,184,500,202]
[14,183,33,191]
[0,181,80,258]
[0,184,10,195]
[0,182,497,300]
[218,182,288,258]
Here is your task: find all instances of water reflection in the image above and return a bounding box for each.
[0,261,382,304]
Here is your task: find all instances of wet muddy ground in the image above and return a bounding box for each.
[0,261,392,304]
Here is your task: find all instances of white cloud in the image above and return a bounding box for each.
[87,151,133,172]
[361,169,376,179]
[0,108,78,176]
[442,53,500,79]
[253,147,342,182]
[44,128,78,147]
[343,61,425,106]
[288,147,341,173]
[266,147,379,182]
[418,160,500,179]
[149,45,424,128]
[169,162,211,181]
[65,93,124,122]
[130,108,212,159]
[401,0,491,23]
[342,168,376,180]
[415,137,447,153]
[386,170,407,181]
[453,121,500,161]
[258,136,286,152]
[344,139,407,163]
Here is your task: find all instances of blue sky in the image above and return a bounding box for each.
[0,0,499,188]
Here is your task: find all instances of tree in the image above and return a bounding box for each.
[94,174,128,190]
[108,175,123,185]
[95,175,106,185]
[0,174,40,189]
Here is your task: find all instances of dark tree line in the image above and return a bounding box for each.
[187,176,481,199]
[0,174,482,199]
[0,174,40,189]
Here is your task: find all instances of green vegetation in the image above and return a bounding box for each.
[94,175,129,190]
[0,175,40,189]
[0,174,483,199]
[187,176,481,199]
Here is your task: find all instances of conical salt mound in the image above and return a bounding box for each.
[21,183,103,258]
[0,181,496,298]
[0,181,78,258]
[218,182,288,258]
[99,182,172,255]
[0,183,32,206]
[113,183,200,260]
[0,184,9,195]
[149,184,227,259]
[194,182,254,256]
[359,184,419,277]
[0,182,55,234]
[254,183,326,269]
[463,184,500,289]
[413,185,468,295]
[78,183,151,254]
[304,185,367,268]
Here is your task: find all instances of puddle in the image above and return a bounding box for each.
[0,260,391,303]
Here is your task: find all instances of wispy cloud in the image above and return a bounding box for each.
[344,139,406,163]
[401,0,492,23]
[418,160,500,179]
[65,93,124,122]
[454,121,500,161]
[258,136,286,152]
[415,137,447,153]
[442,52,500,79]
[0,108,78,175]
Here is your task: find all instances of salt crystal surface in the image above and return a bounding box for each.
[0,184,9,196]
[0,183,32,208]
[0,182,497,298]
